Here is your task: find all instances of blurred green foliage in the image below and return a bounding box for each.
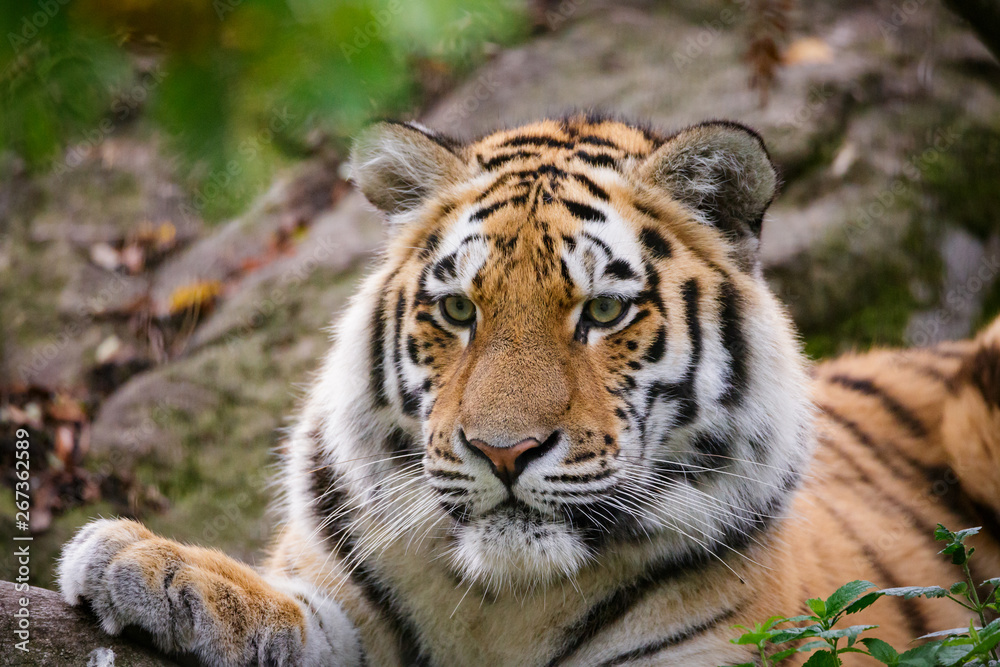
[0,0,529,221]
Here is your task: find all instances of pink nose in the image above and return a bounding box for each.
[467,437,547,486]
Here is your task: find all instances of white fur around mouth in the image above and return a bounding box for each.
[448,501,591,591]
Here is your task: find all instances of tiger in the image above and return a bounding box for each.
[57,115,1000,666]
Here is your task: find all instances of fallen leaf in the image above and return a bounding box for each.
[55,424,75,463]
[784,37,833,65]
[167,280,222,315]
[47,395,87,422]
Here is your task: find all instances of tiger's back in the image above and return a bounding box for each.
[58,116,1000,666]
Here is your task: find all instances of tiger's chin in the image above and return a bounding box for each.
[449,504,592,591]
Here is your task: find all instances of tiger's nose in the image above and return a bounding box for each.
[465,432,559,487]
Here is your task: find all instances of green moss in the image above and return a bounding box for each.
[922,124,1000,242]
[770,219,943,359]
[974,274,1000,331]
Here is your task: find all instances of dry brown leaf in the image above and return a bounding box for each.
[55,424,75,464]
[47,394,87,422]
[167,280,222,315]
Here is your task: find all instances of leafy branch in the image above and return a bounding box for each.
[726,524,1000,667]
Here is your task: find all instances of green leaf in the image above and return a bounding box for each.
[815,625,878,641]
[934,524,953,542]
[807,597,827,617]
[844,592,883,615]
[826,580,878,617]
[802,650,840,667]
[768,647,801,662]
[730,632,769,646]
[878,586,950,600]
[916,626,976,640]
[860,637,899,664]
[769,625,825,644]
[951,526,981,543]
[797,641,831,653]
[981,577,1000,588]
[896,641,948,667]
[949,581,968,596]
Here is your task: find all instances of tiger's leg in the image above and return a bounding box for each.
[58,519,363,667]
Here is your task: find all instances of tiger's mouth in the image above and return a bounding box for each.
[486,497,547,521]
[448,495,593,588]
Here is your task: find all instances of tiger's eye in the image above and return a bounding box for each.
[442,296,475,325]
[586,297,626,325]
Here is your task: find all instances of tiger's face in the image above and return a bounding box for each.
[348,117,812,589]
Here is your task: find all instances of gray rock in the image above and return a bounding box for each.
[0,582,179,666]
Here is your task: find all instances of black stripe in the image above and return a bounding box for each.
[547,519,765,666]
[604,259,638,281]
[575,151,617,168]
[543,468,615,483]
[719,280,749,408]
[818,404,920,483]
[346,549,428,666]
[309,448,351,546]
[414,265,434,305]
[682,279,702,370]
[419,232,440,259]
[827,375,929,439]
[480,150,536,170]
[570,173,610,201]
[406,336,420,365]
[415,311,455,338]
[639,227,671,260]
[577,135,617,148]
[470,194,527,222]
[562,199,606,223]
[816,494,930,639]
[369,272,398,408]
[502,134,574,149]
[634,202,662,221]
[643,326,667,363]
[693,431,730,461]
[474,170,532,202]
[559,257,574,287]
[432,253,457,281]
[648,279,702,429]
[893,356,954,386]
[392,292,420,417]
[427,469,473,481]
[386,428,417,456]
[593,607,741,667]
[580,232,612,257]
[818,418,938,531]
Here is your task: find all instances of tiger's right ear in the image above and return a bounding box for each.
[350,122,468,216]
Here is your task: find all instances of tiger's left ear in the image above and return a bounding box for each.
[637,121,778,269]
[350,121,468,217]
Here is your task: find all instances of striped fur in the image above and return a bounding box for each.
[59,117,1000,666]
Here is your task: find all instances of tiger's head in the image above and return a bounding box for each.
[314,116,812,591]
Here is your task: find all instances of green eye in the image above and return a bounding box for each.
[441,295,476,325]
[585,297,626,325]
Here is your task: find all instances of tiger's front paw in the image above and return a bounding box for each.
[58,519,357,666]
